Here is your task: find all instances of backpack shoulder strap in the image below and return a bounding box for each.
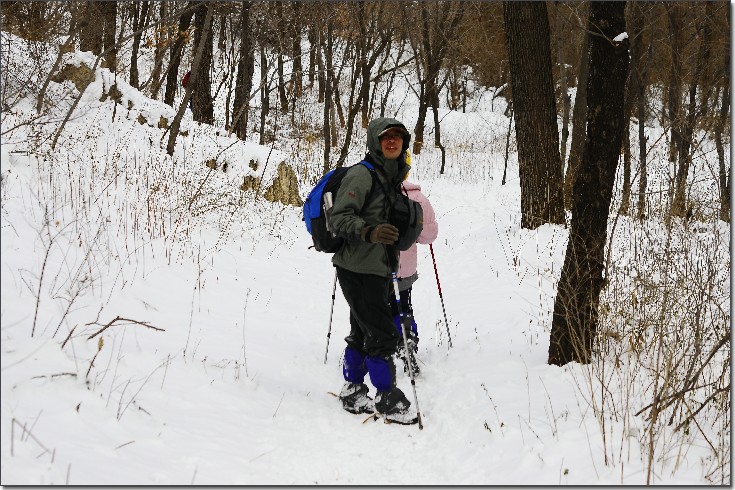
[357,159,378,192]
[355,160,380,214]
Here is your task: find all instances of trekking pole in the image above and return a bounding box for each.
[391,269,424,430]
[324,269,338,364]
[430,243,452,348]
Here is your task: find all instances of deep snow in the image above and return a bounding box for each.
[1,30,729,485]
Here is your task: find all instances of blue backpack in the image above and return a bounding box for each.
[303,161,376,252]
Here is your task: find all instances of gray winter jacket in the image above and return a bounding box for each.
[330,118,411,276]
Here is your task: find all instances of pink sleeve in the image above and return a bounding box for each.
[411,189,438,244]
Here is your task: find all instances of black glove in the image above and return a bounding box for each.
[362,223,399,245]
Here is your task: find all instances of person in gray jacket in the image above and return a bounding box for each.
[329,117,417,424]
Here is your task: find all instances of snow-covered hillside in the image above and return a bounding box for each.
[1,30,729,485]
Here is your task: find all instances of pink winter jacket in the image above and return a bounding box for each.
[398,181,438,279]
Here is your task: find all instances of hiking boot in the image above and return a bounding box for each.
[396,336,420,376]
[375,387,417,424]
[339,382,374,414]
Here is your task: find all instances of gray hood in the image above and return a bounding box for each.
[366,118,412,162]
[366,117,412,185]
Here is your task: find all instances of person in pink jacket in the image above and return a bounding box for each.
[391,180,438,376]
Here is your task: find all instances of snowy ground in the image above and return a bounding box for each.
[1,31,729,485]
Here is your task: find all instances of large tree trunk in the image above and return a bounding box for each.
[164,3,195,107]
[564,30,590,210]
[79,1,102,55]
[716,4,731,223]
[231,1,254,140]
[100,1,117,72]
[129,1,149,88]
[166,4,214,155]
[191,2,215,125]
[548,1,628,366]
[504,1,565,229]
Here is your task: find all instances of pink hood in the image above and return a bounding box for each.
[398,181,438,278]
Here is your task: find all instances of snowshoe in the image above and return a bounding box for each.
[374,387,417,424]
[338,382,374,414]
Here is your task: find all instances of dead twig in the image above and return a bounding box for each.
[87,316,164,340]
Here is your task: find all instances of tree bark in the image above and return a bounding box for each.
[504,1,565,229]
[336,3,391,167]
[671,4,711,220]
[100,1,117,72]
[665,4,683,165]
[129,1,149,88]
[411,1,464,155]
[716,4,731,223]
[629,3,651,221]
[290,2,303,97]
[548,1,628,366]
[232,1,255,140]
[164,3,195,107]
[147,2,168,99]
[166,4,214,156]
[322,14,334,173]
[191,2,215,125]
[276,2,289,114]
[259,44,269,146]
[79,1,102,55]
[556,3,570,167]
[565,30,589,210]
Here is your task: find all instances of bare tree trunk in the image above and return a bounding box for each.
[290,1,303,97]
[564,30,589,210]
[79,1,102,54]
[635,5,653,221]
[665,4,683,165]
[308,23,317,88]
[316,23,325,103]
[129,1,149,88]
[166,4,213,156]
[432,92,446,174]
[504,1,565,229]
[548,1,628,366]
[164,3,195,106]
[276,2,289,114]
[259,44,269,146]
[37,24,80,114]
[232,1,254,140]
[411,1,464,155]
[671,4,711,219]
[335,3,391,167]
[379,38,405,117]
[100,1,117,72]
[191,2,215,125]
[147,2,168,98]
[716,5,731,223]
[556,3,570,166]
[322,14,334,173]
[335,51,363,168]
